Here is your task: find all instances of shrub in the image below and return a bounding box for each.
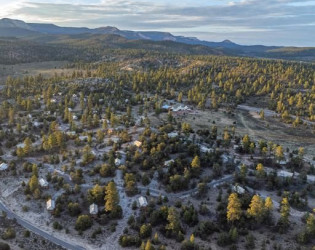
[75,215,93,231]
[139,224,152,238]
[2,228,16,240]
[118,235,141,247]
[0,242,10,250]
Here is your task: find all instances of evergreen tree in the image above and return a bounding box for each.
[105,181,119,212]
[227,193,242,223]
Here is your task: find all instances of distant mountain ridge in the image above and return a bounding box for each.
[0,18,314,62]
[0,18,242,48]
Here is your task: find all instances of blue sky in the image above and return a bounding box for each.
[0,0,314,46]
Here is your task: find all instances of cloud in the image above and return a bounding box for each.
[0,0,314,46]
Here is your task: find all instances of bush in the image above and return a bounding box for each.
[181,240,199,250]
[2,228,16,240]
[217,232,232,247]
[194,221,218,240]
[118,235,141,247]
[0,242,10,250]
[53,221,63,230]
[75,215,93,231]
[68,202,81,216]
[23,230,30,237]
[139,224,152,238]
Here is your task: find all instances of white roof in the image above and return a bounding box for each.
[232,185,245,194]
[138,196,148,207]
[133,140,142,147]
[79,136,88,141]
[66,131,76,136]
[89,204,98,215]
[33,121,40,127]
[39,178,49,187]
[0,163,8,171]
[167,132,178,138]
[172,105,191,112]
[200,145,213,153]
[278,170,293,178]
[164,159,175,167]
[115,158,121,166]
[46,199,55,211]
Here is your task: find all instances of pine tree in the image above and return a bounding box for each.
[279,197,290,226]
[29,175,39,193]
[264,197,273,213]
[166,207,181,233]
[145,240,154,250]
[256,163,265,178]
[275,146,284,162]
[190,234,195,243]
[23,137,32,155]
[227,193,242,223]
[105,181,119,212]
[240,164,247,180]
[247,195,264,221]
[191,156,200,169]
[259,110,265,120]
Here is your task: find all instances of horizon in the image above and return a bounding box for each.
[0,0,315,47]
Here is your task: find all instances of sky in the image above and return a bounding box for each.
[0,0,314,46]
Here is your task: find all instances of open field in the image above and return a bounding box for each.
[0,61,70,82]
[157,107,315,162]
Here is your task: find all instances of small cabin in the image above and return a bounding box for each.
[164,159,175,167]
[138,196,148,207]
[46,199,55,211]
[39,178,49,188]
[167,132,178,138]
[115,158,121,166]
[133,140,142,147]
[89,204,98,215]
[232,185,245,195]
[0,163,8,171]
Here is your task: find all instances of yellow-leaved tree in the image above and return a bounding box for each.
[227,193,242,223]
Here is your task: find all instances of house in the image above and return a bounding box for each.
[46,199,55,211]
[0,163,8,171]
[167,132,179,138]
[133,140,142,147]
[164,159,175,167]
[115,158,121,166]
[277,170,293,178]
[79,135,88,141]
[200,145,213,153]
[33,121,40,127]
[232,185,245,194]
[233,145,240,150]
[172,105,191,112]
[72,115,78,120]
[66,131,76,136]
[162,104,171,110]
[89,204,98,215]
[138,196,148,207]
[39,178,49,188]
